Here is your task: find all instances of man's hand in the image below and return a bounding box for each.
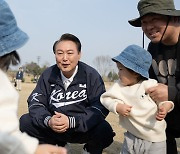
[146,83,168,102]
[48,112,69,133]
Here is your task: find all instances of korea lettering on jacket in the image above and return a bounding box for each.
[49,84,87,108]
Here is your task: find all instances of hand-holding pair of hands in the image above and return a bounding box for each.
[48,111,69,133]
[147,83,172,121]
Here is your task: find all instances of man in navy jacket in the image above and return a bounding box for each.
[20,33,115,154]
[16,67,23,90]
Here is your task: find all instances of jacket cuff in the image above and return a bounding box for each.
[68,116,76,128]
[44,116,52,127]
[168,86,178,101]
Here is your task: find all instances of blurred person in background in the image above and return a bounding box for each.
[15,67,24,91]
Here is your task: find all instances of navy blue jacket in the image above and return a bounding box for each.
[27,61,109,133]
[16,71,23,80]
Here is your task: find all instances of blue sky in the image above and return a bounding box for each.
[6,0,180,68]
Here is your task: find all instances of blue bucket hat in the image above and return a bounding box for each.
[112,45,152,79]
[0,0,28,57]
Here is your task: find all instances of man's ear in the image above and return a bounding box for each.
[78,51,82,60]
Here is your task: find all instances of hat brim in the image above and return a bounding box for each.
[128,10,180,27]
[112,56,149,79]
[0,27,29,56]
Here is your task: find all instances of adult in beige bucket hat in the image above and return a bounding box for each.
[129,0,180,154]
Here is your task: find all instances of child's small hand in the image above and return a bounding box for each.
[156,106,167,121]
[156,101,173,121]
[116,103,132,117]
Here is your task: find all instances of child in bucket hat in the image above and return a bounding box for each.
[0,0,66,154]
[101,44,174,154]
[129,0,180,153]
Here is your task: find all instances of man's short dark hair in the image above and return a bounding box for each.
[53,33,81,53]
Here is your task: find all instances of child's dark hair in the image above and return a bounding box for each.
[0,51,20,71]
[53,33,81,53]
[127,67,147,81]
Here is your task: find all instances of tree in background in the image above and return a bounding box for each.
[23,62,49,82]
[93,55,113,78]
[24,62,40,78]
[107,72,113,81]
[93,55,118,82]
[108,71,119,82]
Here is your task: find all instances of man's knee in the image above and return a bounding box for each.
[84,120,115,153]
[92,120,115,145]
[19,113,31,132]
[97,120,115,134]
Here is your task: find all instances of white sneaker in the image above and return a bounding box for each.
[82,148,90,154]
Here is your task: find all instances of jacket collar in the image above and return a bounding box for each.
[48,61,87,85]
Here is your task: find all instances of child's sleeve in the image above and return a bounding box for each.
[145,79,174,112]
[100,83,125,114]
[158,101,174,112]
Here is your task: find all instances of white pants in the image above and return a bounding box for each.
[120,132,166,154]
[16,79,22,90]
